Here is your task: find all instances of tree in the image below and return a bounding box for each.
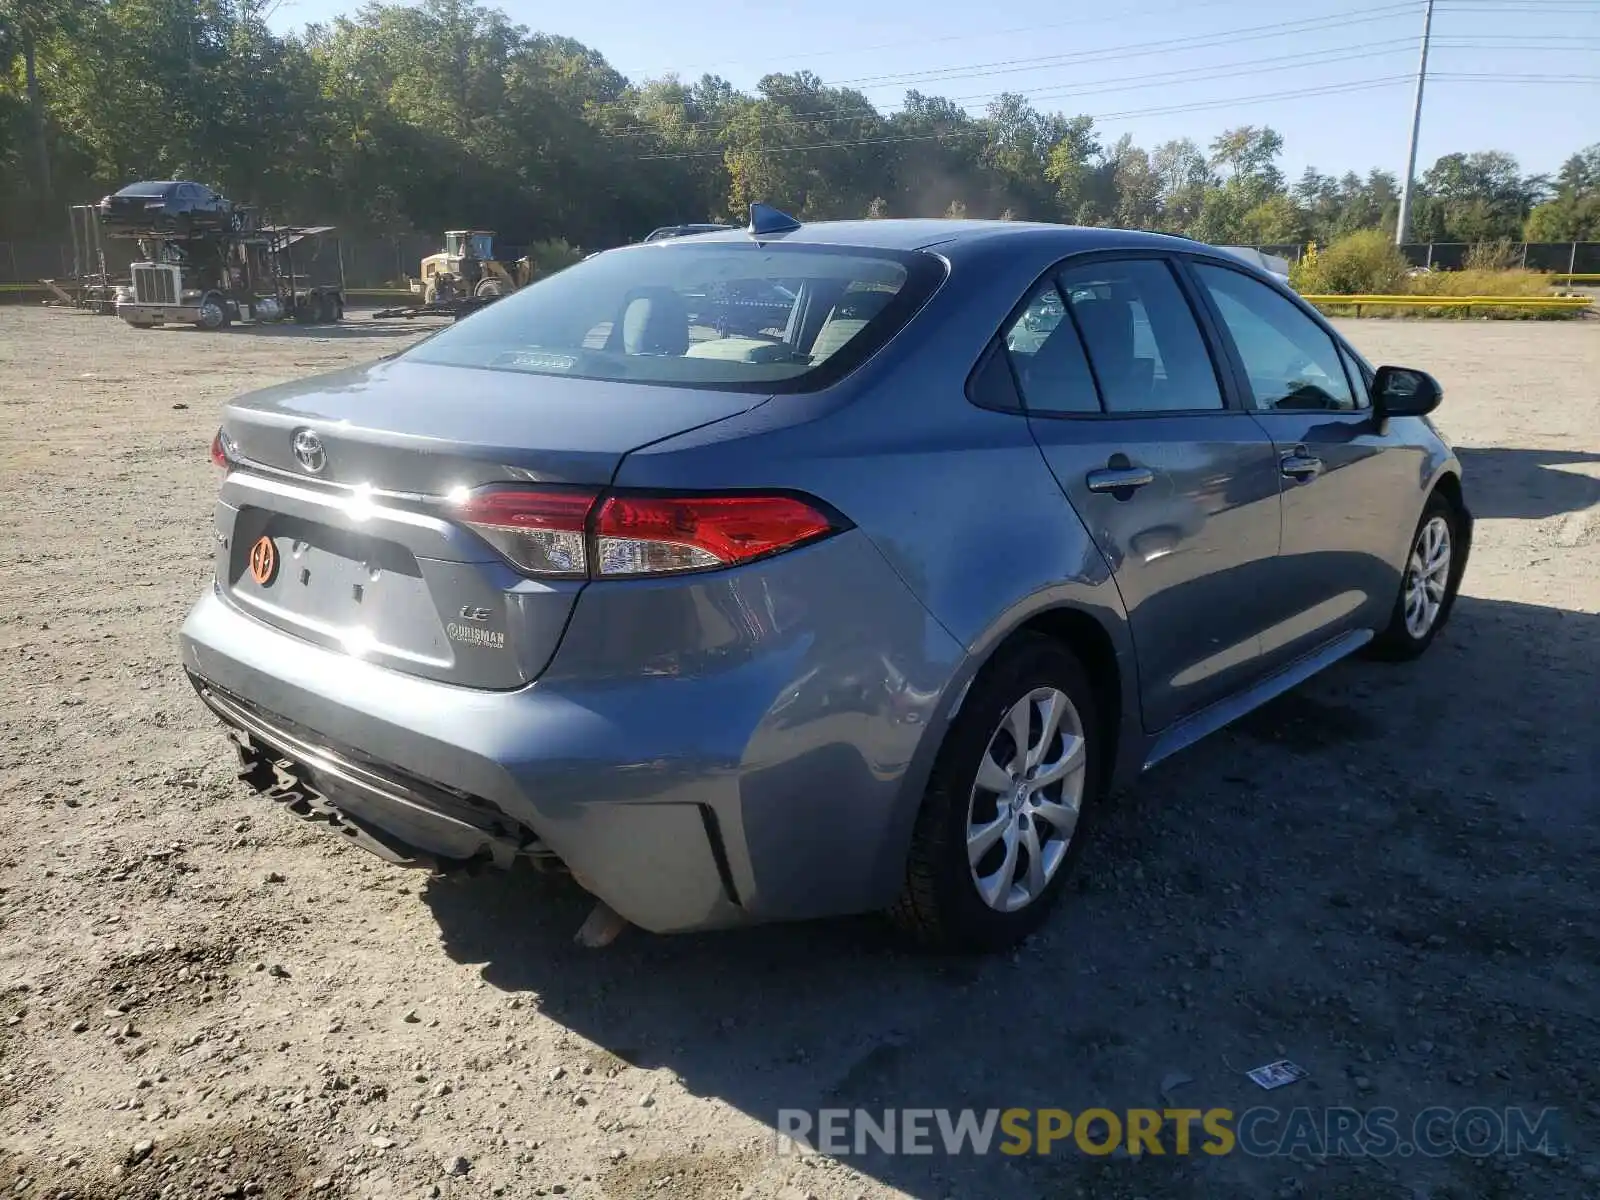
[1,0,1593,256]
[1151,137,1214,231]
[1417,150,1544,242]
[1523,144,1600,241]
[1208,125,1284,195]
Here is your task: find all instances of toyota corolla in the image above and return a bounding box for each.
[179,206,1470,952]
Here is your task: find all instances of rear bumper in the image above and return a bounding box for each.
[179,531,965,933]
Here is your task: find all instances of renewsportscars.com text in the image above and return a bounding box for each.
[775,1106,1564,1159]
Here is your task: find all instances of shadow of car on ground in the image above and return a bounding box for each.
[423,594,1598,1199]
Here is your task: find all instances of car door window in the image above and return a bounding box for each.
[1056,259,1224,413]
[1192,263,1357,413]
[1000,282,1100,414]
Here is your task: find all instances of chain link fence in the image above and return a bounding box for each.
[1254,242,1600,274]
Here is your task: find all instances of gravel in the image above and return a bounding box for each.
[1,310,1597,1198]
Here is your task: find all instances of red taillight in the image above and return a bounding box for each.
[455,487,598,578]
[594,494,835,577]
[452,487,840,579]
[210,429,230,472]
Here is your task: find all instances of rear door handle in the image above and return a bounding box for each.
[1086,466,1155,494]
[1280,450,1323,481]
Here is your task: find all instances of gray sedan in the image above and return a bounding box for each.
[180,209,1470,952]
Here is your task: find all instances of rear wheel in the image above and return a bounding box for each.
[475,279,505,300]
[890,634,1102,953]
[1369,492,1463,661]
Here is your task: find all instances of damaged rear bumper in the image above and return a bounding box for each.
[180,589,749,934]
[178,525,963,936]
[192,675,553,872]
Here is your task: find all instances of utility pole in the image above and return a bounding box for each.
[1394,0,1435,246]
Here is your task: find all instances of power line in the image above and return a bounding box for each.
[1432,70,1600,77]
[603,6,1434,140]
[827,4,1421,90]
[631,69,1595,163]
[601,39,1420,140]
[618,0,1252,77]
[602,33,1593,142]
[636,76,1419,161]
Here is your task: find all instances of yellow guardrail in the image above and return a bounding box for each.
[1302,293,1592,315]
[1552,273,1600,284]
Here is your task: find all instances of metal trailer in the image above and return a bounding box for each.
[39,205,123,313]
[370,293,496,322]
[109,209,347,330]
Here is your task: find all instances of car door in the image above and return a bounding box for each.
[1007,255,1284,733]
[1184,258,1425,668]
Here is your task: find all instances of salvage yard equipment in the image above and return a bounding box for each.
[416,230,530,302]
[39,205,121,314]
[373,230,530,321]
[100,194,346,331]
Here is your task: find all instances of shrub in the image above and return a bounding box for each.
[1290,229,1409,294]
[1406,268,1552,298]
[1462,239,1520,272]
[525,238,585,278]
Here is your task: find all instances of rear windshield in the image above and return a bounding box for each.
[400,241,945,393]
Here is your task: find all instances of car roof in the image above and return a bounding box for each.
[116,181,183,193]
[663,218,1213,259]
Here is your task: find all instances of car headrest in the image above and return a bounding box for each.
[621,287,689,357]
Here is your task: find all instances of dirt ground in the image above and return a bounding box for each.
[1,307,1597,1200]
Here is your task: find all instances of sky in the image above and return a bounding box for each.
[265,0,1600,180]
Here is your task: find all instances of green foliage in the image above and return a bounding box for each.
[0,0,1595,256]
[524,237,583,277]
[1462,239,1521,272]
[1290,230,1409,294]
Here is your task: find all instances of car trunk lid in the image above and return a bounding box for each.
[216,359,769,689]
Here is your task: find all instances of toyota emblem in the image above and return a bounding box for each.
[291,429,326,474]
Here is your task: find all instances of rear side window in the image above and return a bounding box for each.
[1057,259,1224,413]
[1192,262,1357,412]
[1000,282,1100,414]
[402,242,945,393]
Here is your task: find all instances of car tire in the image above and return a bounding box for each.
[890,633,1103,953]
[196,293,230,331]
[1368,491,1464,662]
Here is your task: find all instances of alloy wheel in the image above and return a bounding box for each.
[966,687,1087,913]
[1403,514,1452,639]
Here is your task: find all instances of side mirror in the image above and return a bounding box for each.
[1372,365,1442,419]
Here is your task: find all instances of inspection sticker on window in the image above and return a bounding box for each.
[1246,1060,1308,1090]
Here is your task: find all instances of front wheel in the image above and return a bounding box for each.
[1368,493,1463,661]
[196,293,230,331]
[890,634,1103,953]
